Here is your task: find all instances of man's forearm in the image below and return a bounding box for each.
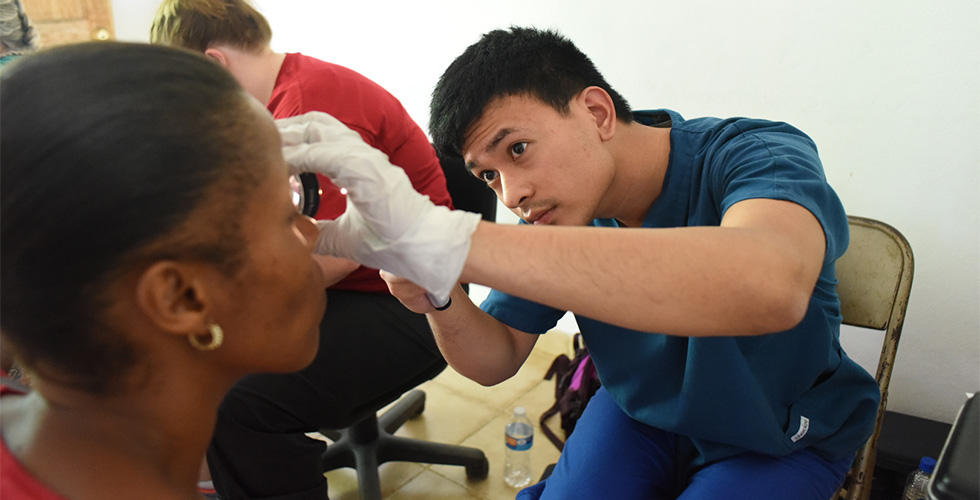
[427,285,537,386]
[460,200,825,337]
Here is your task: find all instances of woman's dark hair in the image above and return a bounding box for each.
[0,42,266,393]
[429,26,633,159]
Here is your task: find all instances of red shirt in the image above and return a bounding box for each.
[268,53,452,292]
[0,387,68,500]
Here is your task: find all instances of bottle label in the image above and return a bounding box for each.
[506,434,533,451]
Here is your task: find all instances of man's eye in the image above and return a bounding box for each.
[510,142,527,156]
[480,170,498,183]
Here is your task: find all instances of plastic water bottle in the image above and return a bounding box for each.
[504,406,534,488]
[902,456,937,500]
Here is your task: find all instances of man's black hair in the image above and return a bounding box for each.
[429,26,633,158]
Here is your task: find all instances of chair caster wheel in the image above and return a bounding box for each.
[466,456,489,480]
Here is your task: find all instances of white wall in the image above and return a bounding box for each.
[113,0,979,424]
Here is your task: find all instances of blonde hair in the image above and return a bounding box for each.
[150,0,271,53]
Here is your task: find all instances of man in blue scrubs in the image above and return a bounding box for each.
[280,26,881,500]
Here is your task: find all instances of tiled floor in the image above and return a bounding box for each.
[321,330,574,500]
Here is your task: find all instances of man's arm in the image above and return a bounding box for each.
[383,279,538,386]
[461,198,826,337]
[279,111,826,338]
[381,271,538,385]
[382,197,823,383]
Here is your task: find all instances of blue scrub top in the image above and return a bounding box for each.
[481,109,880,466]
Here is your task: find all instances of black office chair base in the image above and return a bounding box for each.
[319,389,489,500]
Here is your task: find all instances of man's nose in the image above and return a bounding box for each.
[499,173,530,210]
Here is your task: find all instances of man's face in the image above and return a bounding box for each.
[461,93,616,226]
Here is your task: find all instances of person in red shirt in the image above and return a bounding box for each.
[1,41,326,500]
[151,1,454,498]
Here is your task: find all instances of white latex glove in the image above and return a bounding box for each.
[276,111,481,307]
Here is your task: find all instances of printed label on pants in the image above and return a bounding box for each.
[791,416,810,443]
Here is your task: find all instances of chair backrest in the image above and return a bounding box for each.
[832,216,915,500]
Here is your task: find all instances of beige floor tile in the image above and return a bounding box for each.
[427,347,564,412]
[385,469,490,500]
[394,383,499,445]
[427,380,563,500]
[324,461,426,500]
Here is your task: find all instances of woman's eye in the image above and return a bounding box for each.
[510,142,527,156]
[480,170,497,183]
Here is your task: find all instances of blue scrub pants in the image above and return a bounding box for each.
[518,387,852,500]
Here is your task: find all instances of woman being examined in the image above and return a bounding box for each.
[0,42,326,500]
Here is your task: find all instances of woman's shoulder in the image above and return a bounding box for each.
[1,391,69,500]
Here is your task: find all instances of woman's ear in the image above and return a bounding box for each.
[580,86,617,141]
[135,261,212,337]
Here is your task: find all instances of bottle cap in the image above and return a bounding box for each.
[919,456,937,474]
[514,406,527,417]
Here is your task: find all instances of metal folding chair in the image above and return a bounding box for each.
[832,216,915,500]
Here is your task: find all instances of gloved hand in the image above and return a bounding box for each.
[276,111,482,307]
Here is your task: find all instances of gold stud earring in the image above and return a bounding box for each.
[188,323,224,351]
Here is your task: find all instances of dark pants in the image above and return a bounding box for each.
[207,290,446,500]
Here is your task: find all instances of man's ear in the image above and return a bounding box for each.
[580,86,617,141]
[135,261,212,337]
[203,47,230,68]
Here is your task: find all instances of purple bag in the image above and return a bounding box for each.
[540,334,601,451]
